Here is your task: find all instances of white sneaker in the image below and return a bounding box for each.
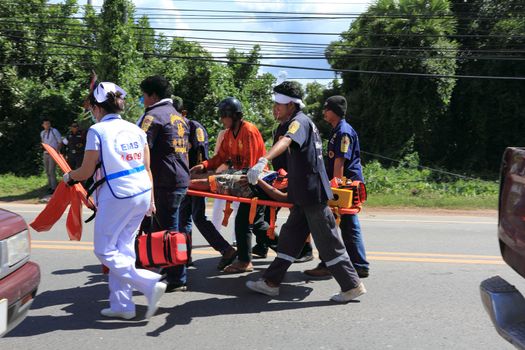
[330,282,367,303]
[145,282,167,319]
[100,308,136,320]
[246,279,279,297]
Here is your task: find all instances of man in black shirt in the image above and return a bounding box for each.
[138,76,190,292]
[245,81,365,303]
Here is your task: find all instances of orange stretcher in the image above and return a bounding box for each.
[187,189,361,240]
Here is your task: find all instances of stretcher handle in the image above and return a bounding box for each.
[266,206,276,240]
[222,201,233,227]
[248,197,258,225]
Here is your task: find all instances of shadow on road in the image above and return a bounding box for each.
[145,257,336,337]
[6,258,340,337]
[0,186,48,202]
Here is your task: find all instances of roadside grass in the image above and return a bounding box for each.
[0,174,49,203]
[362,158,498,210]
[366,192,497,210]
[0,159,500,210]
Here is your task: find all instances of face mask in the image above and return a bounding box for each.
[89,110,97,124]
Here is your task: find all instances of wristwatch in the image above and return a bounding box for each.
[63,172,79,186]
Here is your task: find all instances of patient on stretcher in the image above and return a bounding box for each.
[189,168,288,199]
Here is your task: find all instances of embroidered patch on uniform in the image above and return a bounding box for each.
[177,122,185,138]
[287,121,300,134]
[328,151,335,158]
[141,115,154,132]
[341,135,351,153]
[196,127,205,142]
[170,113,186,125]
[238,140,243,151]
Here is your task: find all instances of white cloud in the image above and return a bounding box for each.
[234,0,285,12]
[49,0,370,86]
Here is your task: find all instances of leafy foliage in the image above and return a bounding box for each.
[0,0,276,174]
[326,0,458,166]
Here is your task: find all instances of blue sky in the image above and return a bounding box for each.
[51,0,371,85]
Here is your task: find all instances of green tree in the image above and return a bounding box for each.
[226,46,261,90]
[0,0,90,175]
[327,0,457,165]
[97,0,142,100]
[443,0,525,174]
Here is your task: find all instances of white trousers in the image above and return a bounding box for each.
[94,192,161,312]
[211,199,239,243]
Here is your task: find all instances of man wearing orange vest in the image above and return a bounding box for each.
[191,97,268,273]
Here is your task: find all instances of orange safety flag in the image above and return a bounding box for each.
[41,143,95,210]
[30,143,97,240]
[30,182,83,240]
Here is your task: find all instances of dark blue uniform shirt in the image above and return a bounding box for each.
[284,111,333,206]
[271,119,291,171]
[326,119,364,182]
[187,119,209,167]
[138,100,190,189]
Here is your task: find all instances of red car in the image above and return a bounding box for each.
[0,208,40,337]
[481,147,525,349]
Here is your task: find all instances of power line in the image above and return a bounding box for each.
[4,19,520,39]
[4,33,523,63]
[2,32,525,79]
[146,52,525,80]
[5,25,525,52]
[360,151,492,181]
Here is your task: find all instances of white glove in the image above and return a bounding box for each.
[146,201,156,217]
[247,157,268,185]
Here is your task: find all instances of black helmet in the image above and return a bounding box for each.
[217,97,243,118]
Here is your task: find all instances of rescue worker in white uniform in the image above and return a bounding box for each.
[64,82,166,320]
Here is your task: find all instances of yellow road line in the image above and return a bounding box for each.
[368,256,504,265]
[31,241,501,259]
[32,244,93,251]
[368,251,501,259]
[30,242,505,265]
[32,240,93,245]
[360,219,495,225]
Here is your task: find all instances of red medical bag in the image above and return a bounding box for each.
[135,230,188,268]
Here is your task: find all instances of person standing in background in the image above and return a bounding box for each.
[63,122,85,170]
[40,118,62,194]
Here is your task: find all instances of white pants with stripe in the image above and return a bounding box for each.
[94,191,161,312]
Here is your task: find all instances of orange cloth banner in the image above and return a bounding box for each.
[30,143,97,241]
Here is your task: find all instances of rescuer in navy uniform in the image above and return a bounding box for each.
[63,122,85,170]
[304,95,370,279]
[245,81,366,303]
[137,76,190,292]
[259,90,313,263]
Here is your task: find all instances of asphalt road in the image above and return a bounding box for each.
[1,203,519,350]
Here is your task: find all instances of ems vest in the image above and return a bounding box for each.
[90,115,152,199]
